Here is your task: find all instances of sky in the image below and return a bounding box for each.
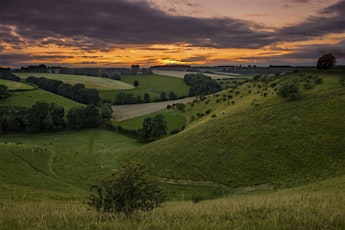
[1,0,345,68]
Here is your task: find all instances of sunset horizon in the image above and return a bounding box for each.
[1,0,345,69]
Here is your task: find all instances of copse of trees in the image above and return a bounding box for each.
[0,102,106,134]
[25,76,101,105]
[184,73,221,96]
[0,67,20,81]
[0,102,64,133]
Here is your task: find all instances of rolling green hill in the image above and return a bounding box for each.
[118,72,345,189]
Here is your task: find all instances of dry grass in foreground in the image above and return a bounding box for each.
[1,175,344,230]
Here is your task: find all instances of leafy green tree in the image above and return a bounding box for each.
[138,114,167,141]
[83,105,103,128]
[100,103,113,120]
[317,53,336,70]
[67,107,86,130]
[88,163,165,215]
[0,84,10,99]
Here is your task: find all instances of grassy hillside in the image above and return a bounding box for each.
[0,79,35,90]
[100,74,190,101]
[118,72,345,189]
[0,129,142,193]
[0,88,82,109]
[15,73,133,90]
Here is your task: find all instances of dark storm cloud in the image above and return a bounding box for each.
[0,0,274,50]
[277,1,345,40]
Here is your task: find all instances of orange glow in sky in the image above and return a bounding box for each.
[1,0,344,68]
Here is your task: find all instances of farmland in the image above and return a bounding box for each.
[1,68,345,229]
[15,73,134,90]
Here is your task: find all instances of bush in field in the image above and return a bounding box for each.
[278,79,300,100]
[88,163,165,215]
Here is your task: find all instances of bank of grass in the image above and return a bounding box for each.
[99,74,190,101]
[0,79,35,90]
[118,73,345,189]
[0,88,82,109]
[116,110,186,135]
[1,175,344,229]
[15,73,133,90]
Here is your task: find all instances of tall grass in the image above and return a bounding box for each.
[1,175,344,229]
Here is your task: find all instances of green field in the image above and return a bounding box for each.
[0,88,82,109]
[116,110,186,135]
[99,74,190,101]
[15,73,134,90]
[0,79,35,90]
[1,69,345,229]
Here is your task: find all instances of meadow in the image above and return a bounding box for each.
[0,79,35,91]
[15,73,133,90]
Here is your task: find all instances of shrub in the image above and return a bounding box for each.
[88,163,165,215]
[278,79,301,100]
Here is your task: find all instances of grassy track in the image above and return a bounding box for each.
[0,79,35,90]
[15,73,134,90]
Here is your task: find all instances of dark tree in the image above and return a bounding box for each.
[144,93,151,103]
[169,91,177,100]
[0,84,10,99]
[317,53,336,70]
[160,92,167,101]
[131,65,140,75]
[88,163,165,215]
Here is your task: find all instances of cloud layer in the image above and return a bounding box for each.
[1,0,345,66]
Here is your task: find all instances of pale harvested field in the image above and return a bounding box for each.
[112,97,195,121]
[152,69,239,79]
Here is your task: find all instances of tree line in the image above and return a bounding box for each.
[25,76,101,105]
[0,102,112,134]
[183,73,221,96]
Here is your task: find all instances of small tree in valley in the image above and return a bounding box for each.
[88,163,166,215]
